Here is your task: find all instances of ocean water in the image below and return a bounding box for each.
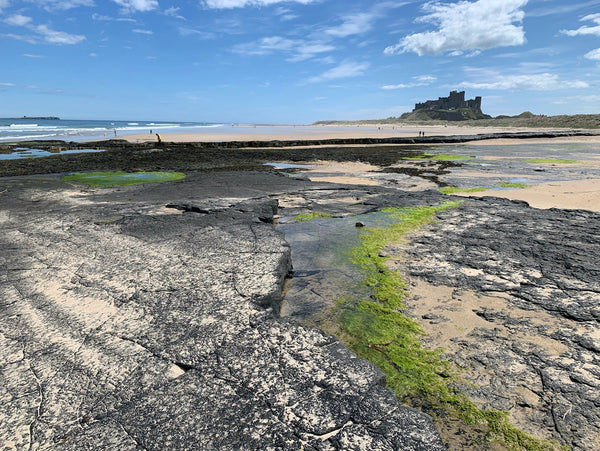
[0,118,223,142]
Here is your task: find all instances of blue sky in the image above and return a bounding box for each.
[1,0,599,123]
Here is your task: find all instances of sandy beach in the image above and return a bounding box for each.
[121,124,600,145]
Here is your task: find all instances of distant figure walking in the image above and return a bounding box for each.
[150,129,153,134]
[114,129,117,137]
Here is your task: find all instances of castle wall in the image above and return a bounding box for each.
[413,91,481,112]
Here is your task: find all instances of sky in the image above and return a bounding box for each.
[1,0,600,123]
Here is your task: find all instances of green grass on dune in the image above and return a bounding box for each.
[61,171,186,187]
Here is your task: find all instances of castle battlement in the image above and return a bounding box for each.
[414,91,482,112]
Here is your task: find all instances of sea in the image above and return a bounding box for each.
[0,117,224,142]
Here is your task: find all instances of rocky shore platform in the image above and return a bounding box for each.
[1,136,599,450]
[0,171,445,450]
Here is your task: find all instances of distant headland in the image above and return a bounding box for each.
[11,116,60,120]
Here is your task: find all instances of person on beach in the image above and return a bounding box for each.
[156,133,162,143]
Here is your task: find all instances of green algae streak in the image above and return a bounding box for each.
[332,202,568,451]
[440,186,488,194]
[499,182,530,189]
[61,171,186,187]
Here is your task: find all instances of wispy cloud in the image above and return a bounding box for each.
[35,24,86,44]
[133,28,153,35]
[585,48,600,60]
[178,27,215,39]
[0,82,16,86]
[528,0,600,18]
[561,13,600,37]
[112,0,158,13]
[306,60,369,83]
[382,74,436,90]
[458,72,589,90]
[0,0,8,13]
[202,0,316,9]
[4,14,85,44]
[164,6,186,20]
[4,14,33,26]
[92,13,136,22]
[385,0,528,56]
[24,0,94,11]
[233,36,335,61]
[324,12,377,38]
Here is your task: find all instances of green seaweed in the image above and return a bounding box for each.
[439,186,488,194]
[61,171,186,187]
[331,201,568,450]
[293,212,334,222]
[499,182,530,189]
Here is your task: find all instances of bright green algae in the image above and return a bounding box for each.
[62,171,186,187]
[328,202,567,450]
[439,186,488,194]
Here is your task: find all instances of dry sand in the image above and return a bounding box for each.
[121,124,600,144]
[459,179,600,213]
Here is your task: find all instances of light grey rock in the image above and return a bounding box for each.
[0,174,444,450]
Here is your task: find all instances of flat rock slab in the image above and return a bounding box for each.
[0,173,444,450]
[394,197,600,450]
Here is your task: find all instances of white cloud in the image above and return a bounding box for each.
[178,27,215,39]
[92,13,136,22]
[382,74,437,89]
[35,24,86,44]
[459,73,589,90]
[306,61,369,83]
[385,0,528,56]
[202,0,316,9]
[561,13,600,37]
[164,6,185,20]
[0,82,16,86]
[4,13,86,44]
[24,0,94,10]
[585,48,600,60]
[133,28,153,34]
[233,35,335,61]
[325,12,377,38]
[112,0,158,12]
[0,0,9,13]
[4,14,32,26]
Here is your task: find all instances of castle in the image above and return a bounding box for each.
[413,91,482,112]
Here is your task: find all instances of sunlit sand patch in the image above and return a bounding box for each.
[454,179,600,212]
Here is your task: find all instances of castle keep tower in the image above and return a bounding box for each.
[413,91,482,112]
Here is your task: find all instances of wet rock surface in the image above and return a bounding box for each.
[0,173,444,450]
[395,197,600,450]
